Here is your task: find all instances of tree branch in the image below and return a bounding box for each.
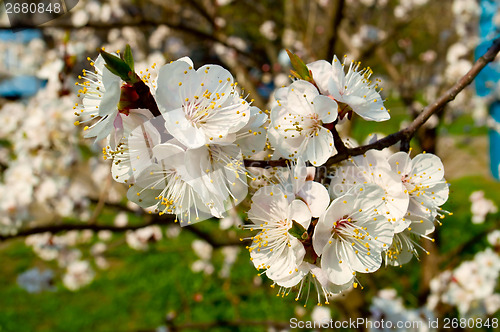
[325,0,346,61]
[0,20,256,62]
[0,215,245,248]
[330,123,348,154]
[0,216,173,241]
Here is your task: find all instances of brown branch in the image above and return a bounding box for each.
[325,0,346,61]
[134,80,161,117]
[184,0,217,29]
[330,123,348,154]
[0,215,174,241]
[0,20,256,62]
[0,214,245,248]
[243,159,288,168]
[0,222,159,241]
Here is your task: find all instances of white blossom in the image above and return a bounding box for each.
[329,150,410,233]
[156,57,251,149]
[269,80,338,165]
[307,55,389,122]
[314,185,394,285]
[245,185,312,281]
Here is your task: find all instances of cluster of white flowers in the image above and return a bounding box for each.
[369,288,434,332]
[0,34,46,78]
[428,247,500,318]
[24,231,105,291]
[75,48,451,304]
[244,147,448,305]
[76,54,268,224]
[63,260,96,291]
[126,225,163,251]
[393,0,429,20]
[0,79,115,235]
[469,191,498,224]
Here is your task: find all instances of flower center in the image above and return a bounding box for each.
[332,215,351,232]
[402,175,419,194]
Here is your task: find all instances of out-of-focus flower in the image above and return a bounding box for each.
[260,21,277,41]
[191,240,214,275]
[370,288,434,332]
[431,248,500,317]
[487,230,500,247]
[219,246,240,278]
[114,211,129,227]
[311,306,331,325]
[63,260,95,291]
[351,25,386,51]
[126,226,163,251]
[470,191,497,224]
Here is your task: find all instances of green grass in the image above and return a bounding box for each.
[439,175,500,255]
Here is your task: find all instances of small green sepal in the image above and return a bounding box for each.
[288,220,309,240]
[286,49,315,83]
[123,44,135,72]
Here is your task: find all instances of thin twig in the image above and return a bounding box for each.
[87,173,112,225]
[0,216,173,241]
[330,123,348,154]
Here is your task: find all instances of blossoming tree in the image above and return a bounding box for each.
[1,0,500,329]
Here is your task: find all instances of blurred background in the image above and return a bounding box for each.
[0,0,499,331]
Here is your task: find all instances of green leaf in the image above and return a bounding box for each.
[100,49,132,82]
[123,44,134,72]
[286,49,314,82]
[288,220,308,240]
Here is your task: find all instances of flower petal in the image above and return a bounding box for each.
[321,240,355,285]
[313,95,338,123]
[305,127,335,166]
[306,60,333,95]
[164,108,206,148]
[288,199,312,229]
[297,181,330,218]
[388,151,412,176]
